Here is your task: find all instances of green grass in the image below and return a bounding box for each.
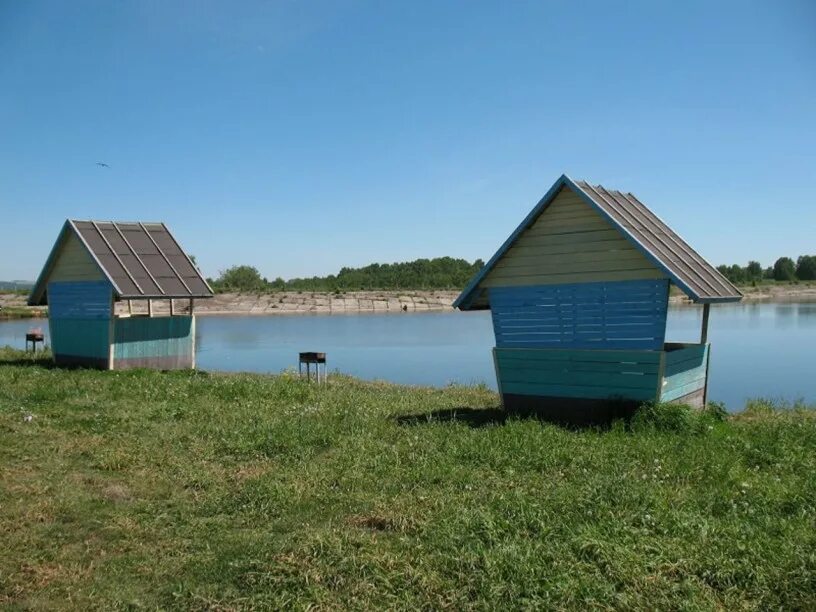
[0,349,814,610]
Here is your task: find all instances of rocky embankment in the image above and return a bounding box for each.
[195,291,459,315]
[3,283,816,318]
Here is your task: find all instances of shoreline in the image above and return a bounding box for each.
[2,285,815,318]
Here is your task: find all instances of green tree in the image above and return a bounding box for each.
[796,255,816,281]
[216,265,265,292]
[717,264,745,284]
[746,260,763,281]
[772,257,797,281]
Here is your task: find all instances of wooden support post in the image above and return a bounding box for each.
[170,299,175,316]
[108,295,115,370]
[700,303,710,344]
[702,345,712,410]
[148,299,154,318]
[191,312,196,369]
[127,299,133,315]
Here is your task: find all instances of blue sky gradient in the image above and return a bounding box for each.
[1,1,814,281]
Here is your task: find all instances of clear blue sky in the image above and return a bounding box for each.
[1,1,814,282]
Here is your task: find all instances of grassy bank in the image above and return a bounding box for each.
[0,306,46,320]
[1,349,814,609]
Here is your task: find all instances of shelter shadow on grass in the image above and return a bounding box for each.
[395,407,507,428]
[0,355,106,371]
[396,399,643,431]
[0,357,59,369]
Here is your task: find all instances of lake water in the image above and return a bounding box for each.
[2,302,814,409]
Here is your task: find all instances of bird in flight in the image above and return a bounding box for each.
[96,162,110,168]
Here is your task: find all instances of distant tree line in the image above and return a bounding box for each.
[206,254,816,293]
[716,255,816,285]
[208,257,485,293]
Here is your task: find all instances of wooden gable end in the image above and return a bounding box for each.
[479,186,665,291]
[49,230,105,284]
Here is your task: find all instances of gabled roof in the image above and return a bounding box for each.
[455,174,742,310]
[29,220,214,305]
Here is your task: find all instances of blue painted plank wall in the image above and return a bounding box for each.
[494,347,661,402]
[47,280,112,361]
[48,281,112,319]
[490,279,669,350]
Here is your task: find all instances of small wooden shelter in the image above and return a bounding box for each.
[28,220,213,370]
[455,175,742,423]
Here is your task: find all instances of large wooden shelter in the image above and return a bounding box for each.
[455,174,742,423]
[28,220,213,370]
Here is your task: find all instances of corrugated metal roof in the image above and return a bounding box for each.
[29,219,213,305]
[572,181,741,304]
[454,174,742,309]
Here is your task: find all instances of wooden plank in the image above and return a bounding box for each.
[522,218,612,236]
[664,344,707,366]
[664,358,707,377]
[532,209,602,223]
[507,227,622,247]
[492,358,660,374]
[492,300,669,312]
[661,378,706,402]
[496,327,666,341]
[499,367,658,390]
[493,249,647,267]
[494,346,662,364]
[490,259,663,277]
[497,339,663,351]
[494,314,667,325]
[483,269,665,287]
[500,380,658,401]
[490,278,668,296]
[665,370,707,391]
[507,237,639,256]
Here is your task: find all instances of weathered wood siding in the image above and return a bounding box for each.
[48,231,105,284]
[112,316,194,370]
[494,347,661,402]
[47,280,112,367]
[480,186,665,290]
[661,343,709,403]
[490,279,668,350]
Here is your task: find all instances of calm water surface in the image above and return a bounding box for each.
[2,302,814,410]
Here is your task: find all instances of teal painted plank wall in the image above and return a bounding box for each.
[50,319,111,360]
[113,317,193,369]
[661,344,709,402]
[47,281,112,361]
[494,347,661,402]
